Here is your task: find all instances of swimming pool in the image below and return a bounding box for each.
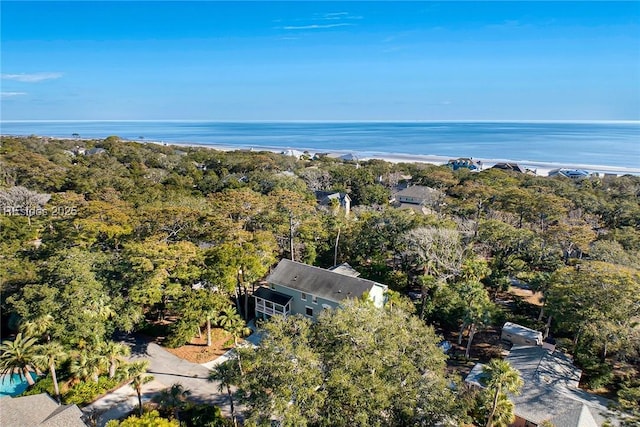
[0,373,37,397]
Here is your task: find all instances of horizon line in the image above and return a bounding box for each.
[2,119,639,124]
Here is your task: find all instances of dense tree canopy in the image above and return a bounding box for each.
[238,300,461,427]
[1,135,638,423]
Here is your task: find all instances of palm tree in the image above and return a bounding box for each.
[483,359,523,427]
[218,308,251,347]
[70,349,108,383]
[215,306,236,330]
[100,341,130,378]
[33,342,66,403]
[154,383,190,420]
[20,314,55,342]
[487,394,517,427]
[126,360,153,416]
[220,312,251,376]
[0,333,38,386]
[209,360,240,427]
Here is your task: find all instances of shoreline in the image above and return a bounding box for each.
[156,139,640,177]
[5,133,640,177]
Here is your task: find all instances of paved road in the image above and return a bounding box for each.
[82,334,237,426]
[130,337,229,406]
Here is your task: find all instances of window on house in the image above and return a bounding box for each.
[312,295,318,304]
[301,292,307,301]
[270,284,275,290]
[305,307,313,317]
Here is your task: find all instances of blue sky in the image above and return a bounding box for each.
[1,1,639,121]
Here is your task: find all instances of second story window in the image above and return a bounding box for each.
[312,295,318,304]
[301,292,307,301]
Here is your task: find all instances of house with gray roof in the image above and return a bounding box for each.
[85,147,106,156]
[315,191,351,216]
[328,262,361,277]
[548,169,591,180]
[254,259,387,321]
[0,393,87,427]
[392,185,444,214]
[491,162,528,174]
[506,346,619,427]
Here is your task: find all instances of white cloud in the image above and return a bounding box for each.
[322,12,348,20]
[1,72,63,83]
[321,12,362,20]
[282,23,353,30]
[1,92,27,98]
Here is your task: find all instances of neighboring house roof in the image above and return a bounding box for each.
[254,287,293,306]
[491,162,527,173]
[315,191,351,205]
[281,149,305,158]
[266,259,386,303]
[548,169,591,179]
[324,152,358,162]
[394,185,441,204]
[328,262,361,277]
[85,147,106,156]
[506,346,619,427]
[0,393,87,427]
[447,158,479,171]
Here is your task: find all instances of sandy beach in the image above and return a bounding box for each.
[154,139,640,177]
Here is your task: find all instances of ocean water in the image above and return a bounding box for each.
[1,121,639,169]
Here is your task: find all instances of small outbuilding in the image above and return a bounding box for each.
[501,322,543,346]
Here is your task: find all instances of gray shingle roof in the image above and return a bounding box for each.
[315,191,351,205]
[395,185,440,200]
[492,162,527,173]
[267,259,385,303]
[506,346,619,427]
[0,393,87,427]
[328,263,361,277]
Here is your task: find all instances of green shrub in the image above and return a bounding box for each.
[64,376,121,405]
[179,403,232,427]
[106,410,179,426]
[579,358,614,390]
[20,375,54,397]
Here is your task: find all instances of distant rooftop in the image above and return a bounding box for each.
[395,185,441,201]
[328,262,361,277]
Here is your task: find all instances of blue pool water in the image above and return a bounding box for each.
[0,373,37,397]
